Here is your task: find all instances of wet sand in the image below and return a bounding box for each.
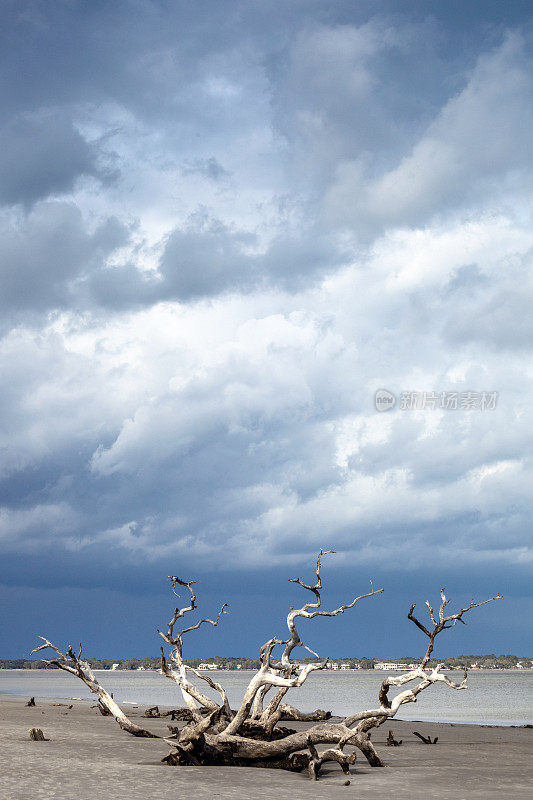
[0,697,531,800]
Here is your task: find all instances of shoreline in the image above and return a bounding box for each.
[0,696,531,800]
[2,666,531,671]
[2,668,531,731]
[0,692,531,728]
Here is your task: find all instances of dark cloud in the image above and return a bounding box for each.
[159,213,257,299]
[1,4,531,314]
[1,0,532,658]
[157,214,350,300]
[0,202,130,318]
[0,112,100,207]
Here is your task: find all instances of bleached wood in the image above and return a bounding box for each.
[30,638,157,737]
[257,551,382,726]
[31,554,502,781]
[157,576,228,716]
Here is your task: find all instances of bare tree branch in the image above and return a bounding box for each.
[30,638,157,738]
[156,576,228,715]
[231,554,383,736]
[407,589,503,669]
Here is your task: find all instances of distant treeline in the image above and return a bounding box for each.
[1,654,531,670]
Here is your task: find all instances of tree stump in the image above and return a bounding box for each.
[29,728,46,741]
[386,729,402,746]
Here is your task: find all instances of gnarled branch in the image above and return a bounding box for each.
[30,638,156,738]
[157,576,228,715]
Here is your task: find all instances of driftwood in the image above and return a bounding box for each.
[96,700,112,716]
[160,704,329,723]
[306,737,357,780]
[30,640,156,737]
[29,728,46,741]
[26,697,35,707]
[279,705,331,722]
[161,707,205,721]
[32,551,501,781]
[413,731,438,744]
[386,729,402,746]
[143,705,197,719]
[169,707,197,721]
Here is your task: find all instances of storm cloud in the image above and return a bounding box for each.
[1,1,532,656]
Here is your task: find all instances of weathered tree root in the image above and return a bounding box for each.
[306,737,357,781]
[413,731,438,744]
[161,732,353,778]
[238,720,298,741]
[150,707,209,721]
[279,705,331,722]
[162,742,310,772]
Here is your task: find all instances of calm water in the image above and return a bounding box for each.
[1,669,531,726]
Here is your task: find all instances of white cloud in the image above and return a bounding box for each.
[1,202,531,570]
[0,9,532,585]
[325,33,533,232]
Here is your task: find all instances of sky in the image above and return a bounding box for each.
[1,1,532,662]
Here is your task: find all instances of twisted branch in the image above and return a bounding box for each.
[257,552,382,723]
[30,638,156,737]
[157,576,228,716]
[409,589,503,669]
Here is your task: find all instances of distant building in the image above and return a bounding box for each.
[374,662,411,671]
[111,663,120,671]
[197,663,218,670]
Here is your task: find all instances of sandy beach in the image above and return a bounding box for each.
[0,697,531,800]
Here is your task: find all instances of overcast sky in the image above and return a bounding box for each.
[1,1,532,661]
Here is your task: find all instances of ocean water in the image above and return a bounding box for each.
[1,669,532,726]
